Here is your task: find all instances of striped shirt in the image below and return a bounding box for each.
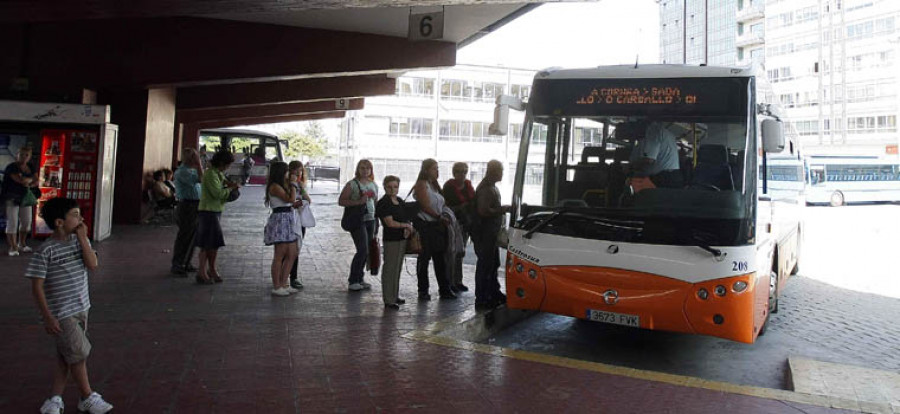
[24,235,92,320]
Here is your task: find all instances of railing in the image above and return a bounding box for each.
[308,165,341,190]
[736,5,764,22]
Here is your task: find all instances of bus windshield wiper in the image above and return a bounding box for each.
[690,234,726,259]
[523,210,642,239]
[523,210,563,239]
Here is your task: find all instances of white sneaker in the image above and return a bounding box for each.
[285,286,300,294]
[77,392,113,414]
[360,282,372,290]
[8,249,18,257]
[271,287,290,297]
[348,283,364,291]
[20,245,33,253]
[40,395,64,414]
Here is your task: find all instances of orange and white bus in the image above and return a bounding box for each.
[492,65,802,343]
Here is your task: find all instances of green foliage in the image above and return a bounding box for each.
[280,121,327,160]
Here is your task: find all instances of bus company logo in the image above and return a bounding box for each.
[607,245,619,254]
[602,290,619,305]
[507,245,539,264]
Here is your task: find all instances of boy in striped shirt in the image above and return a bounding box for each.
[26,198,112,414]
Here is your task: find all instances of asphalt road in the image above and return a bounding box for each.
[481,203,900,390]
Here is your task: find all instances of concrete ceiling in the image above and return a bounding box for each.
[211,4,527,44]
[0,1,554,46]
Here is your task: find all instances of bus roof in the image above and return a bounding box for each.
[535,64,756,81]
[200,128,280,140]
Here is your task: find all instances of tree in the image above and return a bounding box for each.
[280,121,327,160]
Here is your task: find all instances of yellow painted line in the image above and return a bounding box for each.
[402,315,892,414]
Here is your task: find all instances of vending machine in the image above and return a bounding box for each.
[0,100,118,241]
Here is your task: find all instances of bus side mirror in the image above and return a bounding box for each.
[488,95,525,136]
[761,119,785,153]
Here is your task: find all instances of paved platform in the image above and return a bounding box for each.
[0,185,853,413]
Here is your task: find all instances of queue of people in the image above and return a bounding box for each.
[341,158,509,311]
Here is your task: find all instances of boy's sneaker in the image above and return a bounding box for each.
[77,392,113,413]
[20,245,33,253]
[40,395,64,414]
[348,283,364,291]
[290,280,303,289]
[8,249,18,257]
[271,288,290,297]
[284,286,300,294]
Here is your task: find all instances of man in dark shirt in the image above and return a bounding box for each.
[473,160,509,309]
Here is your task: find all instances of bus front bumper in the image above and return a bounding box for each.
[505,254,767,344]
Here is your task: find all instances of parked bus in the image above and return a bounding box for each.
[199,128,286,185]
[491,65,802,343]
[804,155,900,206]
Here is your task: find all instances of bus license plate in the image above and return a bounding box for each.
[586,309,640,328]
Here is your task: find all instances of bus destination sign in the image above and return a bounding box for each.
[576,87,697,106]
[530,77,748,118]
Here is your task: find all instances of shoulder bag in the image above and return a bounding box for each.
[21,187,38,207]
[340,179,366,232]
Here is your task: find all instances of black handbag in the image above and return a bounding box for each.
[340,180,366,231]
[226,187,240,202]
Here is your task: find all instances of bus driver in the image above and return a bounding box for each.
[628,121,683,192]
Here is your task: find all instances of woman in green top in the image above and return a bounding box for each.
[195,150,239,284]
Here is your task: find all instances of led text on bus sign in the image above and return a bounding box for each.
[576,87,698,106]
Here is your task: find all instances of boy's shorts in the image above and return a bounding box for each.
[55,312,91,364]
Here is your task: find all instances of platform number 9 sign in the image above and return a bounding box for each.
[408,11,444,41]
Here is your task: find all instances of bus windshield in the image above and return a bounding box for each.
[512,77,755,247]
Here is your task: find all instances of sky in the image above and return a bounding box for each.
[457,0,660,70]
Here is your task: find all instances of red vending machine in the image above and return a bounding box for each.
[0,99,117,241]
[33,130,102,238]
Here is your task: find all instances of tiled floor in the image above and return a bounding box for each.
[0,186,850,413]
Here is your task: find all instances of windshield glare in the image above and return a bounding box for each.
[515,115,750,222]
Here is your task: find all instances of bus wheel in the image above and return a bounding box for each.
[829,191,844,207]
[768,270,779,314]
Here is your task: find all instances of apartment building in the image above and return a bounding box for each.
[661,0,900,156]
[766,0,900,155]
[659,0,740,65]
[339,65,576,191]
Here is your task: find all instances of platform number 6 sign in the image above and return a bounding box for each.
[408,10,444,41]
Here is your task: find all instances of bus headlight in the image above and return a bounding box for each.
[714,285,727,297]
[528,269,537,279]
[515,263,524,273]
[697,288,709,300]
[732,281,748,293]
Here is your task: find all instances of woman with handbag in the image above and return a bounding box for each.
[264,161,300,297]
[287,161,312,290]
[375,175,415,309]
[338,159,379,292]
[2,146,38,256]
[195,149,239,284]
[412,159,456,300]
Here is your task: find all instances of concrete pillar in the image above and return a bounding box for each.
[102,86,176,224]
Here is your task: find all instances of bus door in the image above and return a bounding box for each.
[225,134,268,185]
